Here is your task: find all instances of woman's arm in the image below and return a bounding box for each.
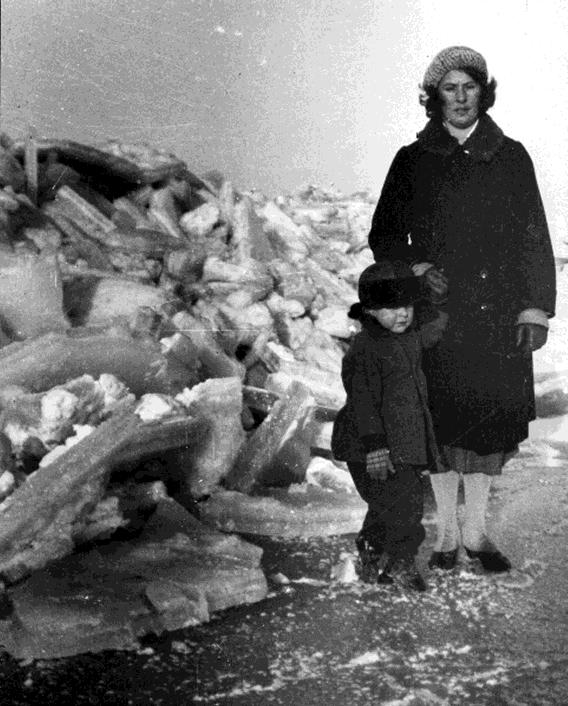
[418,307,449,349]
[514,144,556,318]
[368,147,416,262]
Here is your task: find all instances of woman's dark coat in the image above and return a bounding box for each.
[331,314,444,469]
[368,114,556,455]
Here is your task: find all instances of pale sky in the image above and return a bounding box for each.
[1,0,567,252]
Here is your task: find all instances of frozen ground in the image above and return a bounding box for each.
[1,427,567,706]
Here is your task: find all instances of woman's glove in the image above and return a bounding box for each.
[412,263,449,304]
[516,323,548,355]
[366,449,396,481]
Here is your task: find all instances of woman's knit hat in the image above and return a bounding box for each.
[350,260,420,318]
[422,46,488,90]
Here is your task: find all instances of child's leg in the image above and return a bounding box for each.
[380,466,425,560]
[379,467,428,591]
[347,461,386,552]
[347,461,389,581]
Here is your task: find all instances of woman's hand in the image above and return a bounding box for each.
[516,323,548,355]
[412,262,449,304]
[366,449,396,481]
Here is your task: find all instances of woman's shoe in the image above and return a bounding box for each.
[465,546,511,572]
[428,548,459,570]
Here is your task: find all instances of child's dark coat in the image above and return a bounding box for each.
[331,309,445,470]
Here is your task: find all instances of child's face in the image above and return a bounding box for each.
[367,305,414,333]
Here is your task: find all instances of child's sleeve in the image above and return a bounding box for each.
[415,300,448,349]
[348,351,387,451]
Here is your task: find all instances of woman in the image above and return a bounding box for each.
[368,46,556,572]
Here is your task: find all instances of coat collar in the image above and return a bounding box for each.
[416,114,504,162]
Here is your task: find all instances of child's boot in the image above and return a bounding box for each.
[355,535,382,583]
[392,556,428,592]
[375,551,395,585]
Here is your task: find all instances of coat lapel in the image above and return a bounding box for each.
[417,114,504,162]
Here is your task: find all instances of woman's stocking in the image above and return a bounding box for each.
[462,472,492,550]
[429,471,460,552]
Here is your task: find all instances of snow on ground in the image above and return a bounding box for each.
[5,441,568,705]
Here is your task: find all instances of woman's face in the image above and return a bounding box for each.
[367,305,414,333]
[438,69,481,129]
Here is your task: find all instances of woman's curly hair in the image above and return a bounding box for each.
[419,67,497,120]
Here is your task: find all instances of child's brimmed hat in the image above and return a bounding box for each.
[357,260,420,309]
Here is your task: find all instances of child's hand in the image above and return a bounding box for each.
[366,449,395,480]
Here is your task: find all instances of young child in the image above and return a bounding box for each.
[331,260,447,591]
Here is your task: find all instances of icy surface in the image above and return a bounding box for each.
[2,433,568,704]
